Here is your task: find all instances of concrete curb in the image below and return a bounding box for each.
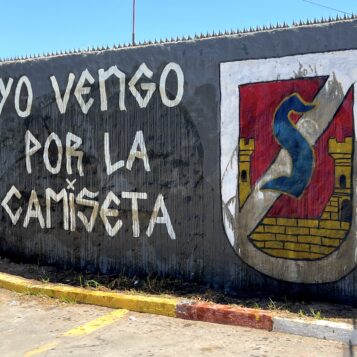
[0,272,355,344]
[0,272,177,317]
[176,302,273,330]
[273,317,357,345]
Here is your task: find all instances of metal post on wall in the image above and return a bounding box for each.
[132,0,136,45]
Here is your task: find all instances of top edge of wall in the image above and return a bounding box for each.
[1,14,357,65]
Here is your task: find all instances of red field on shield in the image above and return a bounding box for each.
[239,78,353,219]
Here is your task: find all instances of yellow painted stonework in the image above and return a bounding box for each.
[244,137,353,260]
[239,138,254,208]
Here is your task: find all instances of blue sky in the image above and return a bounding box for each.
[1,0,357,58]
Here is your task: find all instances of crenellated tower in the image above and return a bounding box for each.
[238,138,254,208]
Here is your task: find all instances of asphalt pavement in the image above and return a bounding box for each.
[0,288,353,357]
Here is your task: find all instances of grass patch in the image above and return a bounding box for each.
[85,279,100,289]
[59,296,77,304]
[310,308,324,320]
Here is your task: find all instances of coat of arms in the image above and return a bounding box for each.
[220,50,357,283]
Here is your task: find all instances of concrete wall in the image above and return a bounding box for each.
[1,18,357,303]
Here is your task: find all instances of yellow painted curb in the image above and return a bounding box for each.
[0,272,177,317]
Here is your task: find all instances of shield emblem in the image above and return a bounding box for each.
[220,50,357,283]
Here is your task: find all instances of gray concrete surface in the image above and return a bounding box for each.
[0,288,354,357]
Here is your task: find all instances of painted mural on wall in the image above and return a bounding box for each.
[0,63,189,243]
[221,50,357,283]
[3,18,357,297]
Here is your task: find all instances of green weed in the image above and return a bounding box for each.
[310,308,323,320]
[59,296,77,304]
[298,309,306,318]
[85,279,100,289]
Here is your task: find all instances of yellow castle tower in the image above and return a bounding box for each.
[325,137,353,222]
[239,138,254,208]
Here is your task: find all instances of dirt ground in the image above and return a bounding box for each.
[1,256,357,325]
